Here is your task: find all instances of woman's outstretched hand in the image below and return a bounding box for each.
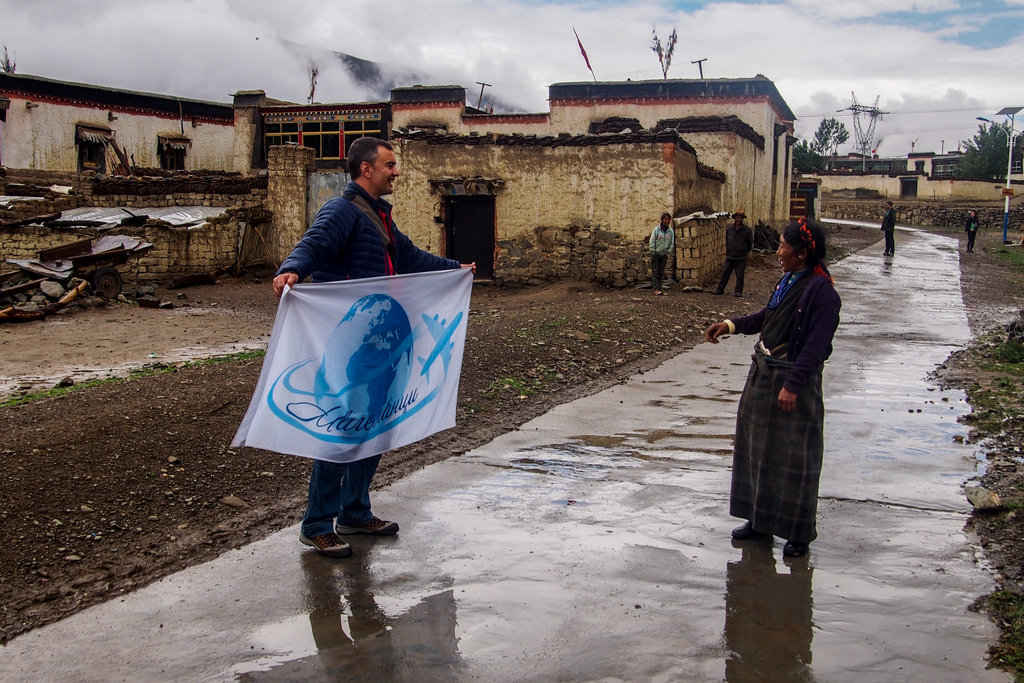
[705,322,730,343]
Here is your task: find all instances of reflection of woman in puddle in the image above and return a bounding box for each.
[724,542,813,680]
[705,219,841,557]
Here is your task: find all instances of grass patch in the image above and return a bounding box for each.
[482,374,536,399]
[994,245,1024,274]
[0,349,265,409]
[997,335,1024,361]
[543,316,570,329]
[983,591,1024,679]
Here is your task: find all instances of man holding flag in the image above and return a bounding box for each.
[269,137,474,558]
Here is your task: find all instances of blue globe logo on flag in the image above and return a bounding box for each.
[314,293,413,418]
[265,289,463,445]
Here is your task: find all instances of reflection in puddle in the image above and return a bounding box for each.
[509,444,643,479]
[232,552,462,680]
[724,542,813,681]
[572,434,628,449]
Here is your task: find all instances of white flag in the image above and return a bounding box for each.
[232,268,473,463]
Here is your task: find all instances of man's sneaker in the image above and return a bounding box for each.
[299,531,352,558]
[335,516,400,536]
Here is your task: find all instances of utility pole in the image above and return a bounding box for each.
[475,82,491,111]
[838,92,888,172]
[691,58,707,79]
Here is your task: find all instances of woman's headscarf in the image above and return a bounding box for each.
[782,217,833,285]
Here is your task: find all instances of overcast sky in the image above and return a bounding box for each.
[2,0,1022,157]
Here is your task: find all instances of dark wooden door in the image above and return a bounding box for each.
[446,196,495,279]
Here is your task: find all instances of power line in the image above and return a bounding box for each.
[797,105,994,118]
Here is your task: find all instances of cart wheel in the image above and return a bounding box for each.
[90,267,123,299]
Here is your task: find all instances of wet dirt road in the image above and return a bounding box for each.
[2,227,1007,681]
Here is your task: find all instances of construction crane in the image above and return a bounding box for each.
[837,93,888,170]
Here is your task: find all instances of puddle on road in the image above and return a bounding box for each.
[0,340,266,402]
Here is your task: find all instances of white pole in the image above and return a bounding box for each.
[1003,113,1015,244]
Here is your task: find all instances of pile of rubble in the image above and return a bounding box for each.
[1,234,155,322]
[0,275,94,321]
[0,273,177,322]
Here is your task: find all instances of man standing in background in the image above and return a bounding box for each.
[881,200,897,256]
[715,210,753,297]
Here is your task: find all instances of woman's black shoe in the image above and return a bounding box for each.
[731,521,766,540]
[783,541,808,557]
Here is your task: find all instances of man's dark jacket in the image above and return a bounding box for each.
[277,181,460,282]
[881,208,896,232]
[725,223,754,261]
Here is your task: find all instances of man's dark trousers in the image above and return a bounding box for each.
[884,231,895,255]
[716,258,747,295]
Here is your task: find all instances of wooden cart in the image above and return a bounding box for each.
[4,235,153,299]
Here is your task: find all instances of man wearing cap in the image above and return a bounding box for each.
[714,210,753,297]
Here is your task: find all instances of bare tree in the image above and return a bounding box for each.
[307,62,319,105]
[1,44,15,74]
[650,28,678,79]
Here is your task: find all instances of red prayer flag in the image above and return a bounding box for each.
[573,28,595,80]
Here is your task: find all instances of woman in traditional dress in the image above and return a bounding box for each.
[704,218,841,557]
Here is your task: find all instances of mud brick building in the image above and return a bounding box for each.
[2,72,800,288]
[0,72,237,173]
[384,79,794,286]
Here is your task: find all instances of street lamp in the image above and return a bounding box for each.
[977,106,1022,244]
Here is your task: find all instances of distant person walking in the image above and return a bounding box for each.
[715,210,753,297]
[881,200,896,256]
[964,210,979,253]
[704,218,841,558]
[649,212,675,295]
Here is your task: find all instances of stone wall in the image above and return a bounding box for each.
[0,169,266,219]
[1,168,271,282]
[0,194,88,220]
[676,215,729,285]
[822,198,1024,231]
[4,168,84,191]
[392,129,723,287]
[82,173,266,209]
[1,210,246,282]
[496,224,644,287]
[266,145,316,265]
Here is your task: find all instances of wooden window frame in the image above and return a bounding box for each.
[261,111,383,163]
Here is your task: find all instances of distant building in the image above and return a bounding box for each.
[1,71,801,288]
[831,151,968,178]
[231,90,390,171]
[0,72,235,173]
[390,77,796,229]
[383,77,796,285]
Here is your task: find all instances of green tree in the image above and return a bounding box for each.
[810,118,850,169]
[793,139,824,173]
[958,122,1022,180]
